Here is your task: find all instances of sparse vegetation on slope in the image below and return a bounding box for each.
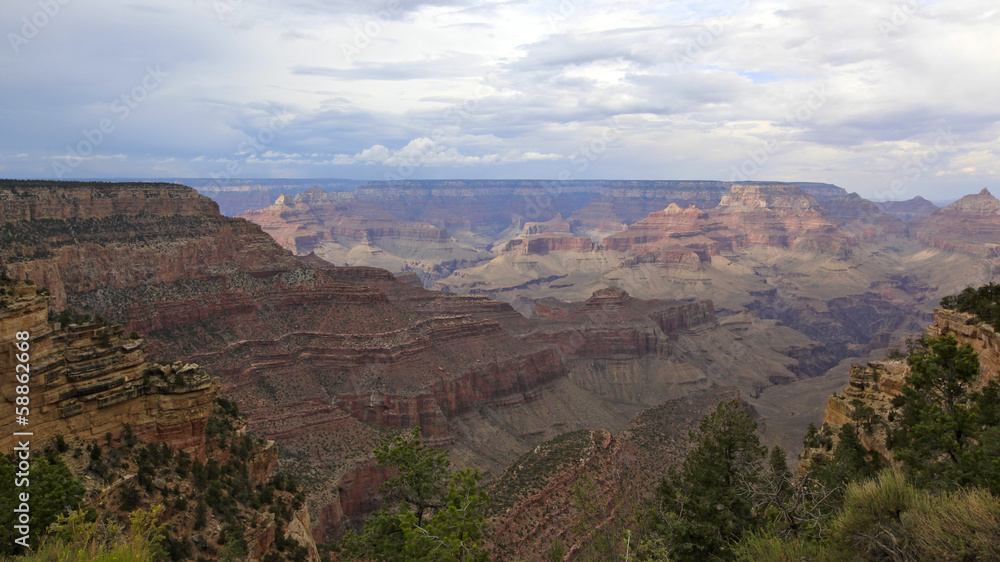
[339,427,490,562]
[2,400,312,561]
[941,282,1000,331]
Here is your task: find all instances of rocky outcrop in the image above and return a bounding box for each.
[0,281,218,458]
[713,183,854,252]
[912,188,1000,257]
[925,308,1000,383]
[247,440,280,485]
[521,213,575,236]
[602,203,723,259]
[802,359,906,470]
[322,461,396,537]
[287,505,322,561]
[806,307,1000,470]
[512,233,594,254]
[531,288,716,357]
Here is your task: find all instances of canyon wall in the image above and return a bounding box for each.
[0,280,218,457]
[912,188,1000,258]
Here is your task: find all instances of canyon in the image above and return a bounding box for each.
[0,179,838,545]
[3,178,998,551]
[242,179,1000,458]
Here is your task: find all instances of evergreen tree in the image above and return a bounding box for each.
[341,428,489,561]
[814,423,880,499]
[890,334,1000,492]
[0,454,85,555]
[644,400,766,560]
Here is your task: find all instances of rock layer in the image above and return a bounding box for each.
[0,281,218,457]
[912,188,1000,257]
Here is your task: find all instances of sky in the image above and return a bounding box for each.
[1,0,998,201]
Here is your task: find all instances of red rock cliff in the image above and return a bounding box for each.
[0,281,218,457]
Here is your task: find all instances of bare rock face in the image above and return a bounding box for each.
[925,308,1000,382]
[0,180,578,541]
[0,281,218,458]
[0,180,297,310]
[603,203,721,258]
[516,232,595,254]
[820,193,907,240]
[912,188,1000,256]
[527,287,820,404]
[713,183,853,252]
[802,359,906,471]
[521,213,574,236]
[602,183,854,264]
[531,287,716,358]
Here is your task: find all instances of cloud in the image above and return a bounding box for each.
[327,137,564,166]
[1,0,998,199]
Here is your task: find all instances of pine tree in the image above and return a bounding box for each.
[890,334,1000,491]
[340,428,489,561]
[644,400,766,561]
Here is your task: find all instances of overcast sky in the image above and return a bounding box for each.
[1,0,997,200]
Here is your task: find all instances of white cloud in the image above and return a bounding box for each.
[327,137,565,166]
[1,0,998,198]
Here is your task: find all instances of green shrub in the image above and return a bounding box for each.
[733,531,828,562]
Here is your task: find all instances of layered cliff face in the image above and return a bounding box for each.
[0,280,218,458]
[0,180,297,311]
[239,180,850,285]
[819,193,907,240]
[0,181,578,540]
[912,188,1000,257]
[711,183,856,252]
[527,287,831,405]
[597,181,864,265]
[602,203,722,260]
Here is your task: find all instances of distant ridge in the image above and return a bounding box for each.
[874,195,938,222]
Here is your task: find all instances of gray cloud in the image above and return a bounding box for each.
[1,0,998,199]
